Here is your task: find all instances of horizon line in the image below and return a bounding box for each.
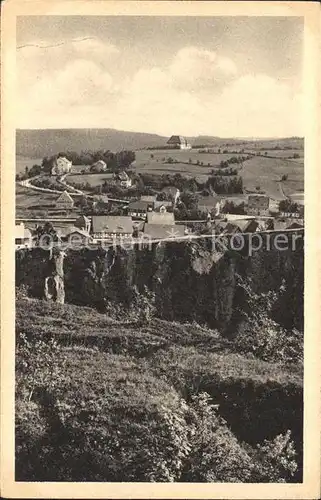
[16,128,303,141]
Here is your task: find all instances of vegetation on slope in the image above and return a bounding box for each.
[16,297,303,482]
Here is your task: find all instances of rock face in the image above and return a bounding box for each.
[15,234,304,331]
[44,250,66,304]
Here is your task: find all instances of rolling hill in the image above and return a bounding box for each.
[16,128,304,159]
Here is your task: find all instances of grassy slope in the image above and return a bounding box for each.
[16,298,303,482]
[16,298,302,390]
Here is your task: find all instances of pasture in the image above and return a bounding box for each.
[16,156,43,175]
[133,148,245,176]
[243,149,303,159]
[67,172,114,187]
[239,156,303,200]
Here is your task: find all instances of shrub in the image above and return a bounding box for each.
[16,337,192,481]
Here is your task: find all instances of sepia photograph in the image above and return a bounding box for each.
[1,1,320,498]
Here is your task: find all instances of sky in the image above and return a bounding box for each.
[16,16,304,137]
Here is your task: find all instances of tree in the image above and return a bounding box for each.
[180,191,198,210]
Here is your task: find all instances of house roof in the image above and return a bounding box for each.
[147,211,175,225]
[127,200,150,211]
[64,228,91,239]
[93,160,106,167]
[143,223,186,240]
[167,135,188,145]
[140,195,157,202]
[248,194,269,204]
[56,191,74,203]
[286,220,304,229]
[91,216,133,235]
[118,171,130,181]
[154,200,172,209]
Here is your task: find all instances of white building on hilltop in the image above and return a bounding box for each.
[167,135,192,150]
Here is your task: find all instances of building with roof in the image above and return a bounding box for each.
[51,156,72,176]
[15,223,32,250]
[114,171,132,188]
[91,216,133,242]
[198,198,221,218]
[140,195,157,204]
[215,219,259,234]
[154,200,173,212]
[247,194,270,216]
[90,160,107,172]
[167,136,192,150]
[55,191,74,210]
[127,200,153,220]
[146,211,175,225]
[143,223,186,241]
[58,226,91,246]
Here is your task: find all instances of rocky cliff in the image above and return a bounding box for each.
[15,234,304,332]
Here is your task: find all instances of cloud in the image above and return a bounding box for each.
[17,42,302,137]
[169,46,237,90]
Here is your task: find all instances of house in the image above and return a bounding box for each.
[161,186,180,205]
[51,156,72,176]
[146,211,175,225]
[58,226,91,246]
[154,200,172,212]
[15,223,32,250]
[143,223,186,241]
[140,195,157,209]
[198,198,221,217]
[127,200,152,220]
[167,135,192,150]
[286,220,304,230]
[91,216,133,242]
[90,160,107,172]
[247,194,270,216]
[74,215,91,233]
[217,219,259,234]
[115,171,132,188]
[55,191,74,210]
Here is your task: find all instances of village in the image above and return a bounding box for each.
[15,134,304,250]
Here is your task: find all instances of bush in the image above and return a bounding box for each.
[16,336,192,481]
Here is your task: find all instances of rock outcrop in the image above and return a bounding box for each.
[15,233,304,331]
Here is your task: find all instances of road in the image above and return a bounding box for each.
[18,176,130,204]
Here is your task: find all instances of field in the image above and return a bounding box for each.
[67,172,114,187]
[133,149,244,176]
[240,156,304,200]
[15,185,80,219]
[16,185,57,216]
[16,156,43,175]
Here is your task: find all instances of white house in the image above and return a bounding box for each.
[51,156,72,176]
[15,223,32,250]
[167,135,192,150]
[115,171,132,188]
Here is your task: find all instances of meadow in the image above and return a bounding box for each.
[16,156,43,175]
[67,172,114,187]
[240,156,303,200]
